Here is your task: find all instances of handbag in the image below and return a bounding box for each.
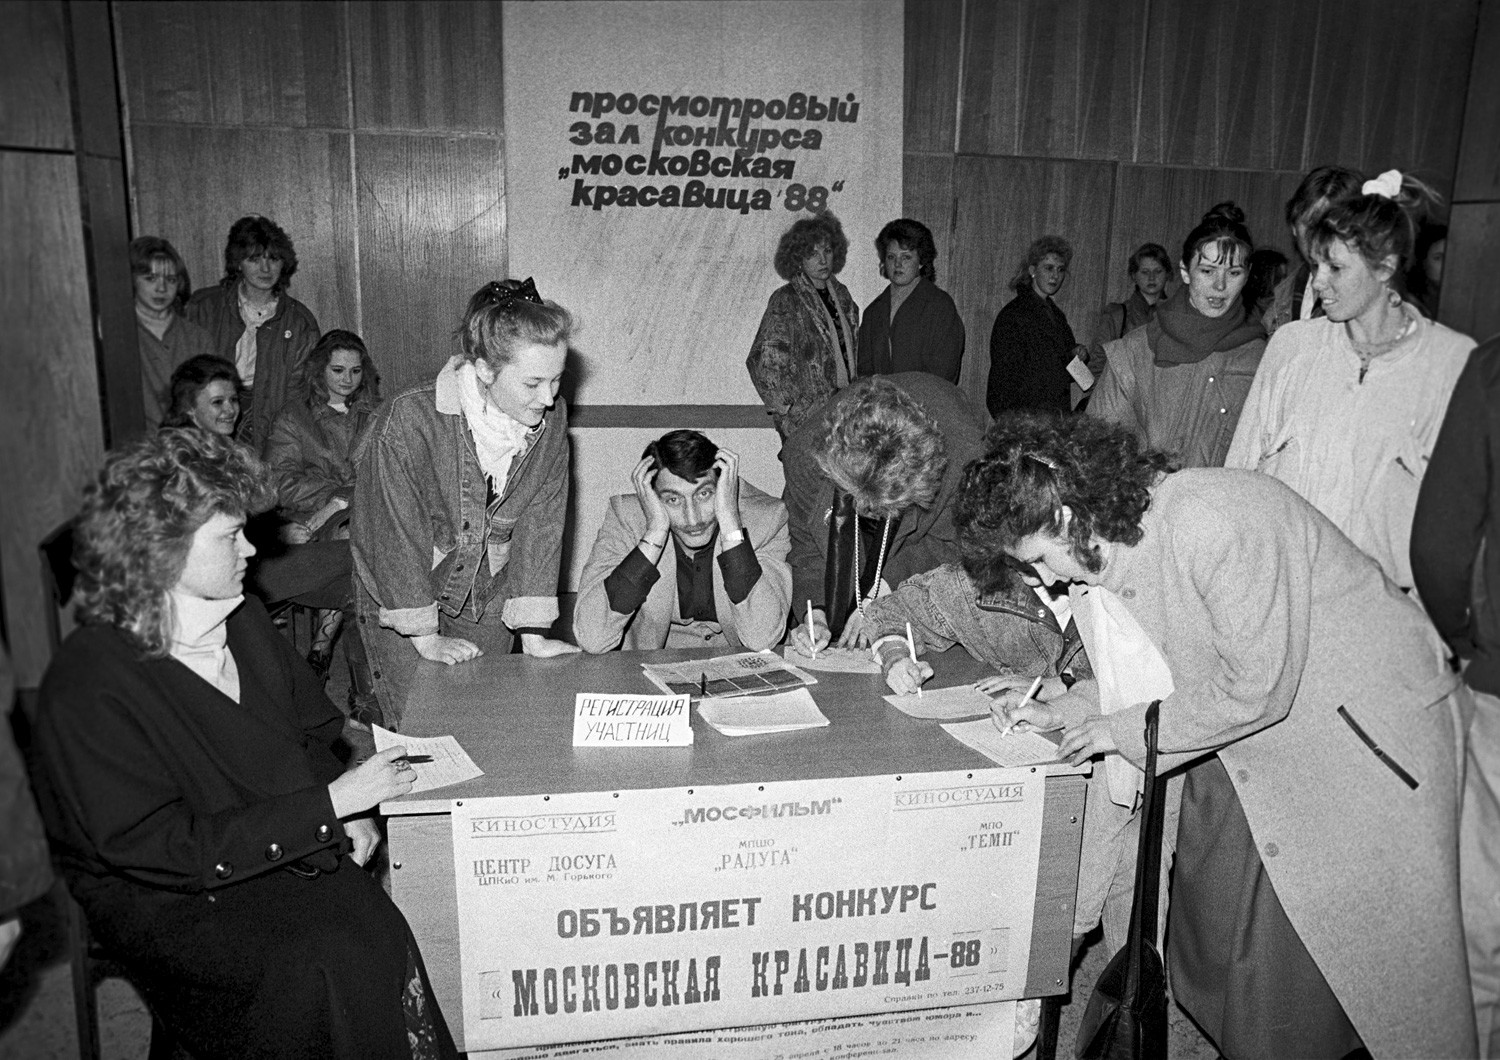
[1075,700,1169,1060]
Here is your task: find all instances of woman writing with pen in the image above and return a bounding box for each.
[30,428,457,1058]
[961,412,1472,1060]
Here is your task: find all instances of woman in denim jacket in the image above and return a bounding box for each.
[351,279,579,729]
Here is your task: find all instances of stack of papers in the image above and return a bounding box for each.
[696,687,830,737]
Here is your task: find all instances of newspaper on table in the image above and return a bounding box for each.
[641,650,816,699]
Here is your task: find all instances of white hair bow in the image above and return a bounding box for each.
[1362,170,1403,199]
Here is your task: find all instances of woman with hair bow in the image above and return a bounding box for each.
[1226,169,1476,593]
[351,279,579,729]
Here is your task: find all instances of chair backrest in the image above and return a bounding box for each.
[38,521,77,654]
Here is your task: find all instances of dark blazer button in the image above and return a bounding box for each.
[214,861,234,879]
[315,825,332,843]
[265,843,284,862]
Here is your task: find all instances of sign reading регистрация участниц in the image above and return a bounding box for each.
[450,770,1044,1050]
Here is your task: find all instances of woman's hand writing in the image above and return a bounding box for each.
[991,689,1095,736]
[789,608,831,655]
[885,657,933,696]
[328,746,416,819]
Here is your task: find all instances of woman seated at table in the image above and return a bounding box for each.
[1089,202,1267,468]
[352,278,579,730]
[30,427,456,1059]
[855,218,964,383]
[968,413,1473,1060]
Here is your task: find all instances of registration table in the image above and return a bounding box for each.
[384,647,1086,1054]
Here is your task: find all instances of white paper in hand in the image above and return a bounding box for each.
[1066,354,1096,391]
[371,724,484,794]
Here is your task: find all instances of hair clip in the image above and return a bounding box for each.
[1361,170,1402,200]
[484,276,544,309]
[1024,452,1059,472]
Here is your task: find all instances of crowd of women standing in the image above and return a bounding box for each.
[10,157,1496,1060]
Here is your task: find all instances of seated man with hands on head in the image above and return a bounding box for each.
[574,431,791,652]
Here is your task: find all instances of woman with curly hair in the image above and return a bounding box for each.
[986,234,1087,415]
[782,374,982,652]
[964,413,1473,1060]
[30,427,457,1059]
[1089,203,1267,468]
[188,215,321,454]
[855,217,964,382]
[745,211,860,438]
[352,278,579,729]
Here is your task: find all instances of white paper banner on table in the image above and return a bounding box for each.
[573,693,693,747]
[451,771,1044,1050]
[474,1002,1015,1059]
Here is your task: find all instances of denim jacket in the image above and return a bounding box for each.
[350,367,567,637]
[867,563,1090,679]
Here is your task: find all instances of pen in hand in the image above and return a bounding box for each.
[806,600,817,659]
[1002,675,1045,737]
[395,755,433,763]
[699,673,708,698]
[905,621,922,698]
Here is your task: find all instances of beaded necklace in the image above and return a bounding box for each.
[851,514,893,620]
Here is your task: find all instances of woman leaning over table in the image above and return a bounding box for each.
[1225,169,1474,592]
[30,428,455,1059]
[968,412,1473,1060]
[351,278,579,730]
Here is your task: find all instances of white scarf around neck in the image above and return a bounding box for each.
[447,360,535,498]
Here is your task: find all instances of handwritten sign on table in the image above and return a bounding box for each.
[573,693,693,747]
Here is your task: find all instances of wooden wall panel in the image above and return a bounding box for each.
[0,0,72,150]
[349,1,506,133]
[1455,0,1500,201]
[1304,0,1475,182]
[960,0,1144,160]
[116,0,348,128]
[903,0,962,153]
[903,152,956,285]
[354,134,507,396]
[129,125,358,335]
[946,156,1115,407]
[1444,203,1500,344]
[0,154,105,686]
[1104,166,1302,305]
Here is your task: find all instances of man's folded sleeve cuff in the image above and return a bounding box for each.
[717,539,763,604]
[603,548,661,614]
